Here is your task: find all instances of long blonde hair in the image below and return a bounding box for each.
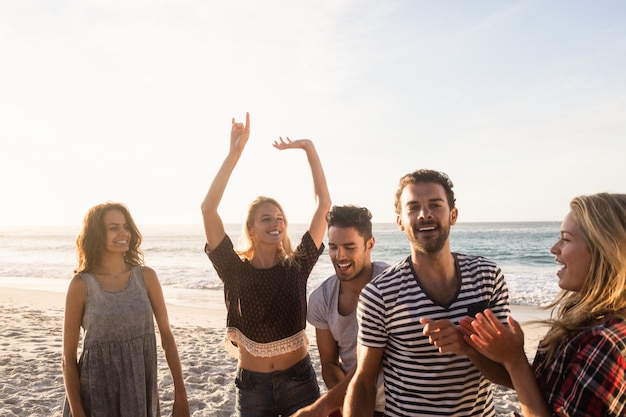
[540,193,626,361]
[236,196,298,268]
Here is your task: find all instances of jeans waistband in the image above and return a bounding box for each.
[237,354,312,380]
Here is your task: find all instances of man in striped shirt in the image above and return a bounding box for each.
[344,169,511,417]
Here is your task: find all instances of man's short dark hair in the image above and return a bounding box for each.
[326,205,373,241]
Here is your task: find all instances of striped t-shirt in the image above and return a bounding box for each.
[357,253,510,417]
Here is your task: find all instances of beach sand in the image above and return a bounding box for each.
[0,285,550,417]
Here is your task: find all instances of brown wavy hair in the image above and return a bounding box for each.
[394,169,456,215]
[74,202,144,273]
[540,193,626,361]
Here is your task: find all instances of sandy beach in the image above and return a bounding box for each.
[0,285,550,416]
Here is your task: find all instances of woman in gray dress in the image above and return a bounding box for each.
[62,202,189,417]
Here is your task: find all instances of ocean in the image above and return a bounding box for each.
[0,222,562,307]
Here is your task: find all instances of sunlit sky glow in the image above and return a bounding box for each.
[1,1,625,226]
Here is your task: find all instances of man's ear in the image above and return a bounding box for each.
[450,207,458,225]
[396,214,404,231]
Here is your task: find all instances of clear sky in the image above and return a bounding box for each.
[1,1,624,226]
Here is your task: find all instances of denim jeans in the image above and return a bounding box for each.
[235,355,320,417]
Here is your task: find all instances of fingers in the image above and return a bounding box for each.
[420,317,439,337]
[468,332,489,349]
[458,317,475,338]
[421,318,458,338]
[469,313,499,343]
[467,314,500,354]
[470,310,522,346]
[507,316,526,340]
[232,113,249,129]
[273,136,293,149]
[480,309,509,336]
[421,318,466,353]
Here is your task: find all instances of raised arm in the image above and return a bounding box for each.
[201,112,251,251]
[273,137,331,248]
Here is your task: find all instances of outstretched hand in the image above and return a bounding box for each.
[467,309,526,365]
[273,136,312,150]
[230,112,251,153]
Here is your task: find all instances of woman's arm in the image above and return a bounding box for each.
[144,266,190,417]
[422,316,513,388]
[201,112,251,251]
[469,309,552,417]
[273,137,331,248]
[62,275,87,417]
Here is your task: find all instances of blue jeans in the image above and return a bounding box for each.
[235,355,320,417]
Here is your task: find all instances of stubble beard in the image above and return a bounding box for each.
[409,225,450,255]
[336,266,361,282]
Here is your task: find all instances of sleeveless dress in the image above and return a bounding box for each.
[63,265,160,417]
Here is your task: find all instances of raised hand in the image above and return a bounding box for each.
[230,112,251,153]
[273,136,312,150]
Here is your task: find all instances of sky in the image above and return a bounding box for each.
[1,0,625,226]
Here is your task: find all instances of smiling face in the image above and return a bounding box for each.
[396,182,457,255]
[248,202,286,246]
[103,209,131,254]
[550,210,592,292]
[328,226,374,282]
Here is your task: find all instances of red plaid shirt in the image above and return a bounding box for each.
[533,316,626,417]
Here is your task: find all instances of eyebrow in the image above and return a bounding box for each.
[406,197,446,205]
[329,242,358,246]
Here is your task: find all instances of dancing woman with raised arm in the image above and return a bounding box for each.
[201,113,331,417]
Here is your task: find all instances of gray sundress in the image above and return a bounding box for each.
[63,265,160,417]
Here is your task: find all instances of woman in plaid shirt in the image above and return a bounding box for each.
[466,193,626,417]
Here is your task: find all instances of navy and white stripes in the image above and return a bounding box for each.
[358,253,510,417]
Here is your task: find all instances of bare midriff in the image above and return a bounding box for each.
[238,344,308,373]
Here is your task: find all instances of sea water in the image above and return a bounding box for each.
[0,222,561,307]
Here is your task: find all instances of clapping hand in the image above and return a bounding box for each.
[467,309,526,365]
